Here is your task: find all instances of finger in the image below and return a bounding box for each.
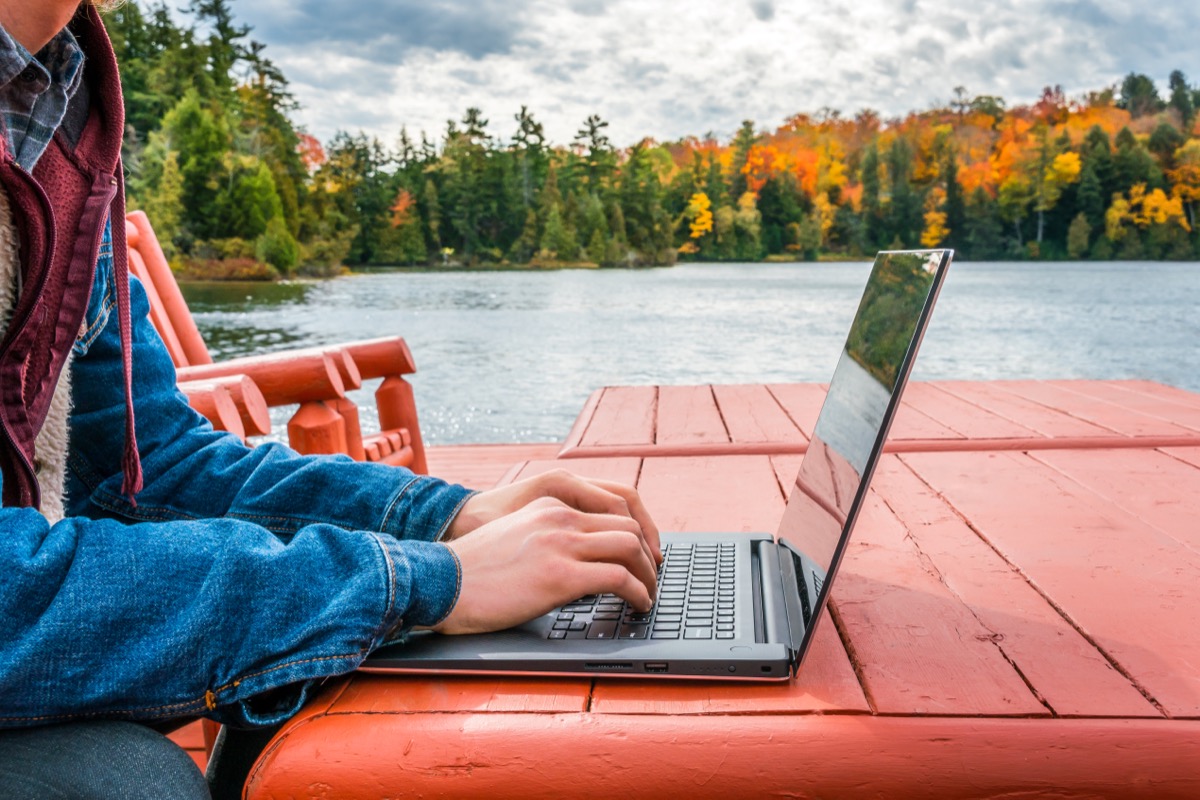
[589,480,662,563]
[537,472,662,565]
[526,499,644,538]
[572,560,654,613]
[567,530,659,605]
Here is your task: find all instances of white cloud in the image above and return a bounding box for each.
[225,0,1200,147]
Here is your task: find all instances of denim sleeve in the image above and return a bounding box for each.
[0,265,473,728]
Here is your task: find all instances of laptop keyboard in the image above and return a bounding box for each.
[547,542,738,641]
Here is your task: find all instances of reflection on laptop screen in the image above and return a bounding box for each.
[776,250,946,593]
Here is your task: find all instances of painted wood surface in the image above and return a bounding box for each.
[248,715,1200,799]
[242,381,1200,798]
[559,380,1200,459]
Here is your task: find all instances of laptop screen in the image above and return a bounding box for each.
[775,250,951,627]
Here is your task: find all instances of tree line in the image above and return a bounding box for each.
[109,2,1200,277]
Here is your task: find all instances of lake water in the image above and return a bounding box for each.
[179,261,1200,445]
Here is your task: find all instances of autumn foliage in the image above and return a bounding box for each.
[109,0,1200,268]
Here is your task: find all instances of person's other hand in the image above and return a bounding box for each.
[447,469,661,567]
[433,496,659,635]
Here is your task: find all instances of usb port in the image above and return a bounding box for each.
[644,662,668,673]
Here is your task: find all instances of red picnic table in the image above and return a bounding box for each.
[239,380,1200,798]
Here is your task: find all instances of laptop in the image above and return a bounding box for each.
[365,249,953,681]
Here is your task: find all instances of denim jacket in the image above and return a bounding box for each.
[0,228,473,728]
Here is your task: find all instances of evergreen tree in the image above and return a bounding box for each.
[1169,70,1195,130]
[943,147,966,251]
[963,187,1004,259]
[860,142,884,248]
[1117,72,1163,118]
[728,120,759,200]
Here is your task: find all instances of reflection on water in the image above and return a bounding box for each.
[179,281,312,312]
[174,261,1200,445]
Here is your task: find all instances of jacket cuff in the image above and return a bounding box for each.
[383,538,462,632]
[379,475,475,542]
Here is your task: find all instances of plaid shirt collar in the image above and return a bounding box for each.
[0,21,85,171]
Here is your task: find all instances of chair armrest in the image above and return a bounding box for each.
[178,351,348,405]
[178,374,271,437]
[178,381,246,440]
[338,337,417,379]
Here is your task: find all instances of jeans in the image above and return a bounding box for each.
[0,720,209,799]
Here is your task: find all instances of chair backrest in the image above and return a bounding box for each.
[125,211,213,368]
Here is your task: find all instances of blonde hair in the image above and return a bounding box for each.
[88,0,128,10]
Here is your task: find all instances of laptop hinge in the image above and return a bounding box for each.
[776,541,809,669]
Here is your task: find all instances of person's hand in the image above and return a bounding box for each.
[447,468,661,567]
[434,496,659,635]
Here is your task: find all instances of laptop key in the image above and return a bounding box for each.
[587,620,619,639]
[716,632,735,640]
[684,628,713,639]
[618,624,649,639]
[651,630,679,639]
[548,630,568,639]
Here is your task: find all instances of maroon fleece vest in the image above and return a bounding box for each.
[0,6,135,509]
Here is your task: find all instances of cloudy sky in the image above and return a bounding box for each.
[225,0,1200,148]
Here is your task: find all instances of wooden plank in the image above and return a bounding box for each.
[427,443,562,489]
[247,715,1200,800]
[590,607,869,715]
[873,457,1158,718]
[330,674,589,714]
[936,380,1114,439]
[901,382,1041,440]
[902,449,1200,717]
[831,480,1048,716]
[999,381,1195,438]
[579,386,657,447]
[1065,380,1200,434]
[712,384,805,445]
[1032,448,1200,555]
[559,388,604,453]
[766,383,827,438]
[1119,380,1200,407]
[635,455,784,534]
[508,457,642,487]
[889,397,963,441]
[655,385,729,445]
[1163,446,1200,471]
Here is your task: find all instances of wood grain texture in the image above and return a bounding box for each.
[510,457,642,487]
[578,386,657,447]
[247,715,1200,800]
[900,382,1041,439]
[635,455,784,534]
[935,379,1113,438]
[1000,381,1196,438]
[830,481,1049,716]
[765,382,827,437]
[589,607,868,715]
[1162,446,1200,470]
[712,384,804,445]
[902,449,1200,717]
[654,385,729,445]
[330,674,589,714]
[1063,380,1200,434]
[1031,447,1200,554]
[873,456,1158,718]
[426,443,562,490]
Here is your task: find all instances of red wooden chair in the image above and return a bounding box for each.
[125,211,428,473]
